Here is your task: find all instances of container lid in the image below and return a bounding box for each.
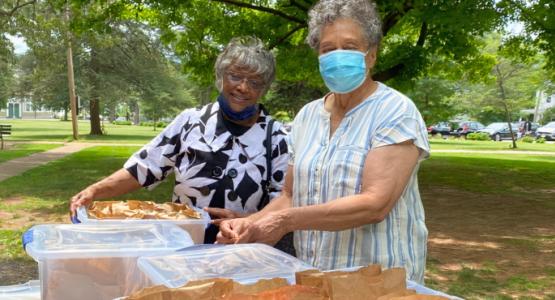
[24,223,193,260]
[137,244,313,288]
[75,205,210,225]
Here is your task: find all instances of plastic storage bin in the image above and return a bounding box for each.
[0,280,40,300]
[137,243,313,288]
[23,223,194,300]
[75,205,210,244]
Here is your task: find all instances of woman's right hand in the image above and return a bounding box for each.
[216,218,253,244]
[204,207,247,226]
[69,187,95,217]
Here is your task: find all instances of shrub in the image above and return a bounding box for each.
[536,137,546,144]
[139,121,169,128]
[521,136,535,143]
[112,120,132,125]
[466,132,490,141]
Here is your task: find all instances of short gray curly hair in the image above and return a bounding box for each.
[306,0,382,50]
[214,36,275,94]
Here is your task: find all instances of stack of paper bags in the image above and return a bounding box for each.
[123,265,449,300]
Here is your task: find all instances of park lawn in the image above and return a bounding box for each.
[0,119,161,144]
[430,137,555,152]
[0,147,554,298]
[420,153,555,299]
[0,143,61,163]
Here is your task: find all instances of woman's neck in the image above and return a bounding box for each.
[325,78,378,116]
[222,110,259,127]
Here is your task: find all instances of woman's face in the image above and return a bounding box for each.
[318,18,377,69]
[222,65,265,112]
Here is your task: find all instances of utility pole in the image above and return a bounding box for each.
[66,5,78,140]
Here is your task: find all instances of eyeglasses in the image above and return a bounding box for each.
[225,72,265,91]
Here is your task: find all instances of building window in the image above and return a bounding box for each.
[26,103,33,112]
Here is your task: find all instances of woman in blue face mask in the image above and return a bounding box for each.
[218,0,431,285]
[70,37,295,254]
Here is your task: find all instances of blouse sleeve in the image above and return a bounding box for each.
[124,110,191,189]
[371,98,430,160]
[268,124,289,199]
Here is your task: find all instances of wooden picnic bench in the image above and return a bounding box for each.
[0,124,12,150]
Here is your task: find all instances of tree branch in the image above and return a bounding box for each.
[382,0,414,37]
[0,0,37,18]
[416,22,427,47]
[289,0,309,12]
[373,63,406,82]
[210,0,306,24]
[269,23,307,49]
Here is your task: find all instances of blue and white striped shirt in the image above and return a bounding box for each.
[288,82,430,283]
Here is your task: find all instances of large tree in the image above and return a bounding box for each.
[64,0,505,115]
[498,0,555,79]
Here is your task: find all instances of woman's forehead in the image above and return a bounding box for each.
[320,18,365,45]
[227,64,262,77]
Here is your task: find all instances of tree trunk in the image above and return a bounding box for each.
[132,101,140,125]
[89,48,103,135]
[495,64,517,149]
[89,97,103,135]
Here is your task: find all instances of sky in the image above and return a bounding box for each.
[5,34,29,55]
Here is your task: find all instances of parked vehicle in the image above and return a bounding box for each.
[451,121,485,138]
[536,121,555,141]
[427,122,451,136]
[478,122,518,141]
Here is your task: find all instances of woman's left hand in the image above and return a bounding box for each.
[204,207,247,226]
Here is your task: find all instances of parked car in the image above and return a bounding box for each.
[427,122,451,136]
[450,121,485,138]
[478,122,518,141]
[536,121,555,141]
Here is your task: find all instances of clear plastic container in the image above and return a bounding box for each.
[137,243,313,288]
[0,280,40,300]
[24,223,194,300]
[76,205,210,244]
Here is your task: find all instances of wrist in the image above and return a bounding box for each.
[275,209,295,233]
[86,185,99,200]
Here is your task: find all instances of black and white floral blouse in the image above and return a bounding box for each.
[124,102,289,215]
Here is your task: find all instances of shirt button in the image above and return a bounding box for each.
[227,168,238,178]
[199,187,210,196]
[228,191,238,201]
[211,167,223,177]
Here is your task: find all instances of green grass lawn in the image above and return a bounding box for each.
[1,143,554,298]
[0,119,161,144]
[420,152,555,196]
[0,143,61,163]
[430,137,555,152]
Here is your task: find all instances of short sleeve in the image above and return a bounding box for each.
[269,123,290,198]
[124,110,192,189]
[286,104,309,166]
[372,101,430,160]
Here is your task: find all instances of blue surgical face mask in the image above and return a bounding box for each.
[318,49,368,94]
[217,94,258,121]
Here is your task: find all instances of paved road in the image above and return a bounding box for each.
[0,143,94,182]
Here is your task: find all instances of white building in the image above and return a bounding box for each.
[521,90,555,123]
[0,97,58,119]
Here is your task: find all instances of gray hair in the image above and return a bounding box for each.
[214,36,275,93]
[306,0,383,50]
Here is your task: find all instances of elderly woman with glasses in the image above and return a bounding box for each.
[218,0,430,283]
[70,36,291,246]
